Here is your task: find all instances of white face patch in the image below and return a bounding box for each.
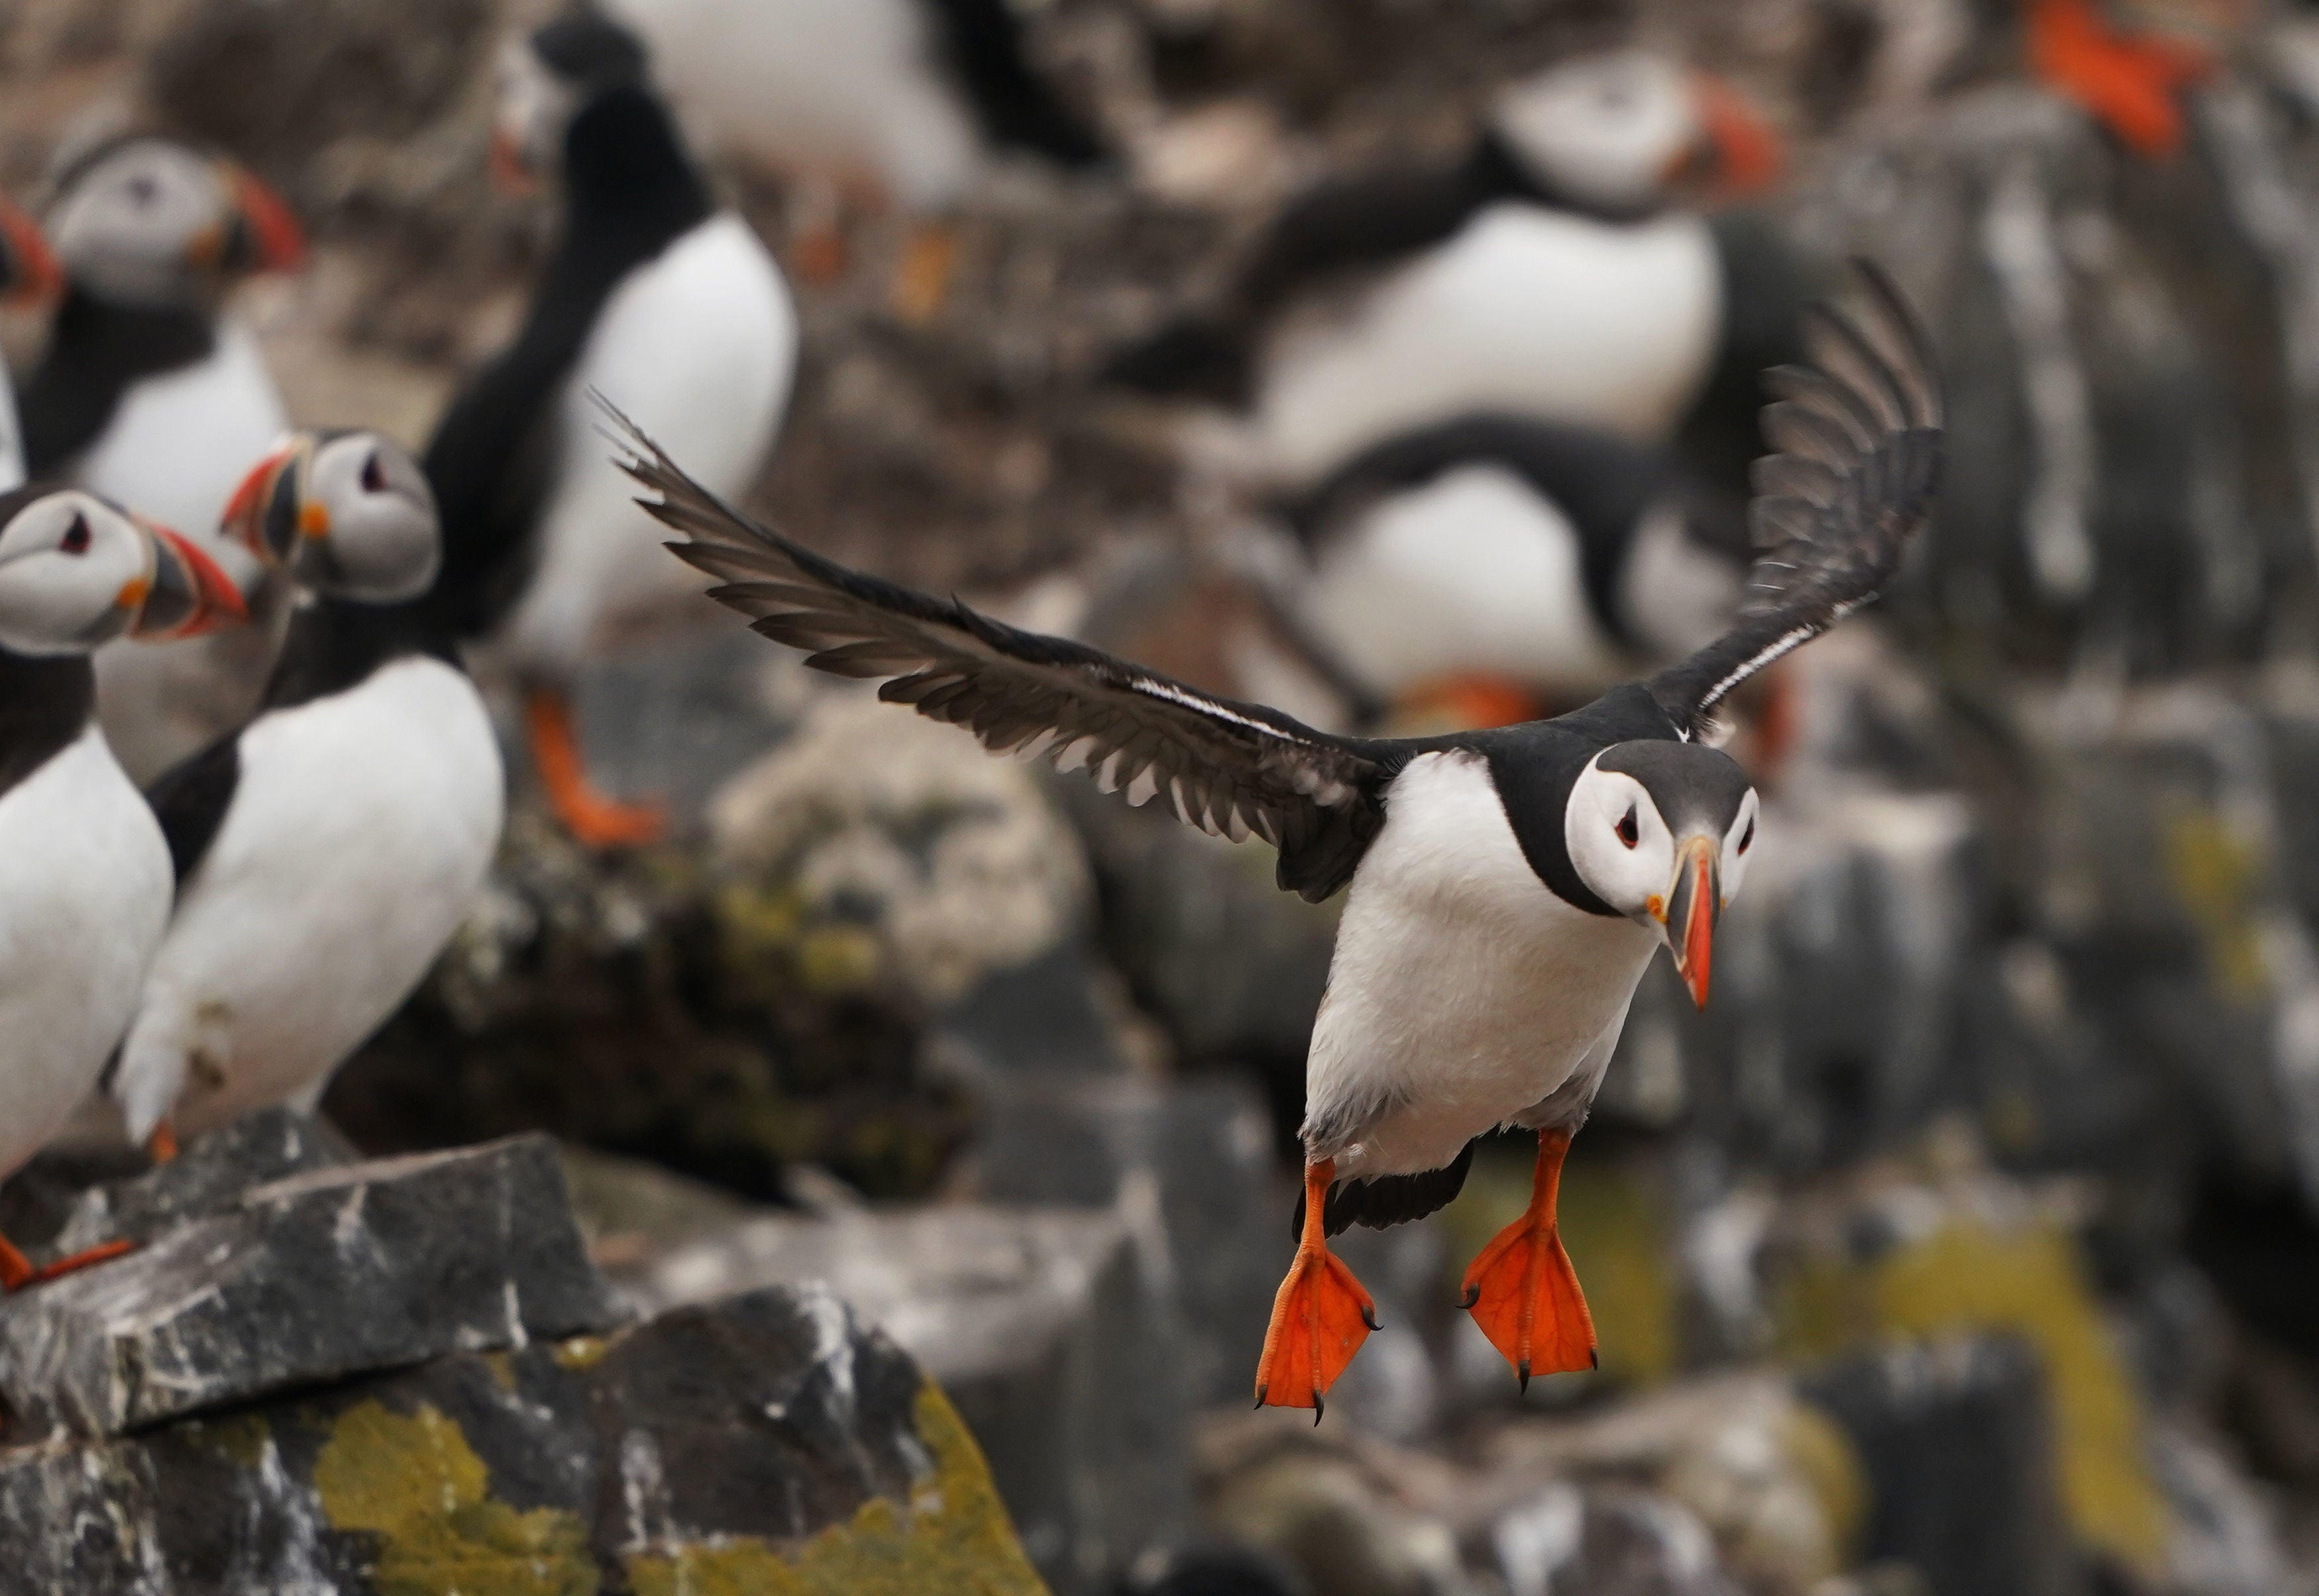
[301,434,441,603]
[47,142,233,305]
[1563,751,1759,922]
[496,37,582,176]
[1489,50,1700,215]
[0,492,148,656]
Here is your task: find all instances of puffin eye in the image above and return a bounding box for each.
[126,176,158,207]
[1738,817,1755,855]
[362,449,388,493]
[1615,806,1639,848]
[58,513,90,556]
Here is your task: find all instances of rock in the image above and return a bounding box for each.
[962,1070,1282,1407]
[50,1106,356,1253]
[932,939,1135,1078]
[2149,1417,2301,1596]
[628,1203,1187,1593]
[1487,1484,1734,1596]
[0,1135,620,1438]
[0,1283,1050,1596]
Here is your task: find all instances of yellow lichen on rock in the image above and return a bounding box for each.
[313,1399,599,1596]
[623,1382,1050,1596]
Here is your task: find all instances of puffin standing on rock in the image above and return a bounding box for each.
[0,486,246,1286]
[111,433,504,1154]
[609,261,1943,1410]
[430,11,794,847]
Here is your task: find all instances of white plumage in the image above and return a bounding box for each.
[0,725,172,1179]
[112,656,505,1141]
[1252,207,1723,484]
[486,211,796,676]
[1305,750,1657,1179]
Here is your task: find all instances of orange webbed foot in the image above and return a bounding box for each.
[0,1234,138,1293]
[1460,1129,1597,1390]
[1254,1159,1378,1420]
[2027,0,2217,162]
[146,1122,178,1165]
[525,687,666,850]
[891,221,959,325]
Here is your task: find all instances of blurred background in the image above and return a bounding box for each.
[16,0,2319,1591]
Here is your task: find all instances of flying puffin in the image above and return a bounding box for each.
[111,431,504,1154]
[1271,415,1750,732]
[0,486,245,1287]
[609,261,1943,1410]
[430,11,795,848]
[596,0,1106,313]
[19,136,307,782]
[1106,48,1798,488]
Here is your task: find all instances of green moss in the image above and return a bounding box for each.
[1776,1214,2165,1574]
[186,1411,272,1470]
[623,1383,1048,1596]
[313,1400,599,1596]
[2165,808,2269,1001]
[552,1334,612,1371]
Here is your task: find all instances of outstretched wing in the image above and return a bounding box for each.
[606,409,1395,902]
[1648,259,1944,738]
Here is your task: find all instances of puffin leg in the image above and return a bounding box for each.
[1460,1128,1596,1390]
[1254,1159,1378,1420]
[146,1122,178,1165]
[2025,0,2213,162]
[525,686,665,850]
[0,1232,136,1293]
[891,221,959,326]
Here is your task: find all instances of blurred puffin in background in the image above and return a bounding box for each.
[425,10,794,849]
[1106,48,1799,490]
[2024,0,2231,161]
[114,432,501,1156]
[19,136,307,782]
[0,485,244,1285]
[597,0,1107,317]
[0,199,64,490]
[1267,415,1751,734]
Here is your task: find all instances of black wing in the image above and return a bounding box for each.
[1647,259,1945,739]
[145,734,241,885]
[606,410,1397,903]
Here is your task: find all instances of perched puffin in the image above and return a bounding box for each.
[597,0,1106,311]
[0,199,66,491]
[431,11,795,847]
[21,136,307,782]
[610,261,1942,1410]
[0,486,245,1287]
[1272,415,1750,731]
[1106,48,1797,488]
[111,432,504,1152]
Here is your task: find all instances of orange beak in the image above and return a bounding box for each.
[221,438,302,564]
[129,524,249,639]
[490,125,539,197]
[227,164,305,274]
[1687,72,1784,199]
[0,199,61,309]
[1662,835,1719,1010]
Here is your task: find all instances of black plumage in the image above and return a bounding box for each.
[18,290,214,476]
[0,651,95,803]
[928,0,1108,169]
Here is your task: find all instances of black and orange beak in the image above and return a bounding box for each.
[191,162,305,277]
[1660,834,1721,1010]
[221,437,313,566]
[1680,72,1784,199]
[127,522,248,640]
[0,199,61,309]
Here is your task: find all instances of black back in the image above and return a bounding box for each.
[144,733,239,883]
[17,288,216,476]
[0,649,95,804]
[1283,415,1677,647]
[419,84,712,644]
[925,0,1106,167]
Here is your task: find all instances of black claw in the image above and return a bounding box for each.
[1254,1389,1267,1410]
[1517,1359,1531,1395]
[1362,1304,1381,1332]
[1588,1347,1599,1371]
[1460,1285,1480,1310]
[1312,1393,1324,1426]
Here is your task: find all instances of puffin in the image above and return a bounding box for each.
[431,10,795,847]
[0,199,66,491]
[0,486,246,1287]
[2025,0,2230,162]
[19,135,307,782]
[1271,415,1750,731]
[596,0,1106,312]
[608,260,1943,1411]
[111,431,504,1153]
[1105,48,1798,488]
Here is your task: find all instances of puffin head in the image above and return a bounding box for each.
[46,136,303,307]
[492,11,651,189]
[0,487,246,655]
[1563,740,1758,1009]
[1488,50,1783,215]
[222,431,440,603]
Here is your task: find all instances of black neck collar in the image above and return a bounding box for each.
[0,647,95,801]
[19,286,217,476]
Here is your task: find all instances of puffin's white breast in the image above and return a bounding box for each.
[1254,207,1723,485]
[0,724,170,1176]
[1303,463,1626,696]
[118,656,504,1138]
[1304,749,1656,1177]
[74,315,289,541]
[602,0,981,207]
[490,211,797,675]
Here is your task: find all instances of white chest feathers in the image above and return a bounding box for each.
[1253,206,1725,484]
[113,657,506,1140]
[0,725,172,1175]
[491,212,798,672]
[74,315,290,537]
[602,0,981,209]
[1305,750,1656,1177]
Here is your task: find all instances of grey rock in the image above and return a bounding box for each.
[632,1202,1187,1594]
[0,1135,620,1438]
[0,1283,1048,1595]
[51,1107,356,1255]
[933,939,1134,1077]
[1488,1484,1733,1596]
